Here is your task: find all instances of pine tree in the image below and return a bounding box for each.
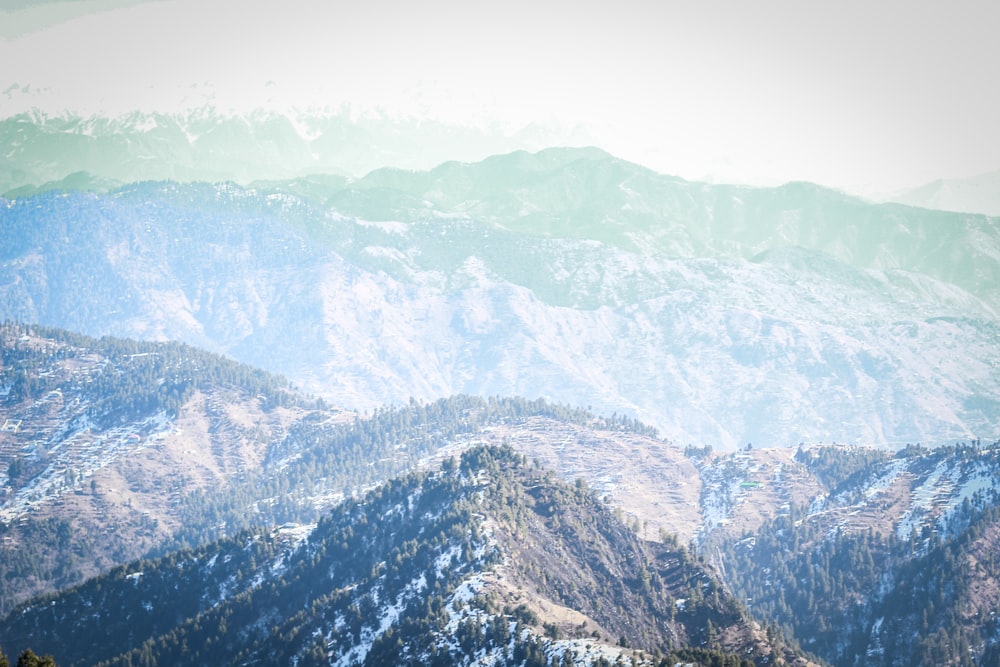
[15,650,57,667]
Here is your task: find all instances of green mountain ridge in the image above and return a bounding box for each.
[0,110,580,196]
[337,149,999,304]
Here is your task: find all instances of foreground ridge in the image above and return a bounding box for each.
[1,445,809,667]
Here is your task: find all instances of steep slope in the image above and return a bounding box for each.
[0,446,807,667]
[469,415,704,544]
[500,427,1000,665]
[711,442,1000,666]
[4,325,1000,665]
[0,322,324,612]
[1,323,666,616]
[2,150,998,449]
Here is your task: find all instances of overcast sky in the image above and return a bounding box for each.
[1,0,997,193]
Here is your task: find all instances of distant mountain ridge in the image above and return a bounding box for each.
[2,147,998,448]
[334,149,999,321]
[0,109,582,195]
[4,325,1000,665]
[888,169,1000,217]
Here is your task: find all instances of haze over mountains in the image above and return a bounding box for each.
[0,110,587,193]
[2,117,998,449]
[4,0,1000,663]
[5,109,1000,217]
[891,170,1000,218]
[0,103,999,663]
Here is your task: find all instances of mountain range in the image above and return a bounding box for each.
[2,444,811,667]
[891,170,1000,217]
[6,109,1000,218]
[2,107,1000,666]
[2,141,998,449]
[3,325,1000,665]
[0,109,581,195]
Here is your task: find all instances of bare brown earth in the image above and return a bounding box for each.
[478,467,821,667]
[0,386,326,608]
[693,448,824,543]
[84,390,309,531]
[961,516,1000,623]
[0,327,357,610]
[480,430,999,562]
[476,417,705,543]
[476,421,831,549]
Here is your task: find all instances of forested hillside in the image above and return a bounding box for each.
[3,324,1000,665]
[0,446,806,667]
[0,322,314,611]
[710,443,1000,666]
[0,323,658,616]
[2,138,999,665]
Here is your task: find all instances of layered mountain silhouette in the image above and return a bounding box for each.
[3,326,1000,665]
[1,146,997,448]
[2,109,1000,666]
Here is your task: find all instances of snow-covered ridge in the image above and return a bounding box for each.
[692,443,1000,546]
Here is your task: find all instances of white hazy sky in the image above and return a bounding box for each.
[1,0,998,193]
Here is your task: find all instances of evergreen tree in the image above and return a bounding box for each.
[15,650,57,667]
